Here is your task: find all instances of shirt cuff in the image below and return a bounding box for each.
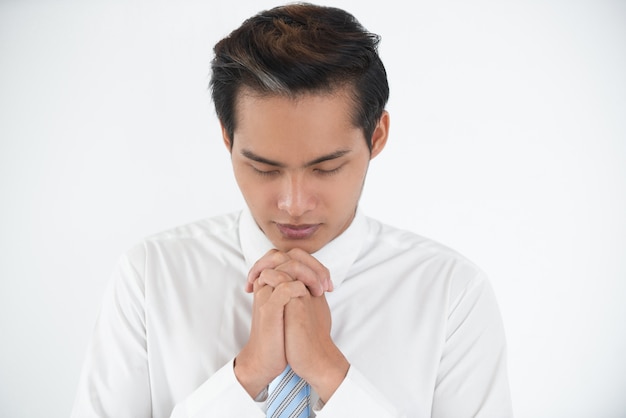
[170,358,265,418]
[315,365,401,417]
[253,386,268,402]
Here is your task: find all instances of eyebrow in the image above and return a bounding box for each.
[240,148,351,168]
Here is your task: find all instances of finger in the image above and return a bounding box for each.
[257,268,295,289]
[252,278,268,293]
[245,249,291,293]
[250,281,273,328]
[275,258,325,297]
[286,248,333,294]
[265,281,309,309]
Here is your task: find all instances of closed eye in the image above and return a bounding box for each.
[251,165,280,177]
[313,165,343,176]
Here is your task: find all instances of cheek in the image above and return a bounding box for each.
[325,168,367,205]
[233,167,271,206]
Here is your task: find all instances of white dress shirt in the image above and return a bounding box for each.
[71,208,512,417]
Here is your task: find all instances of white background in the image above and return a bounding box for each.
[1,1,625,417]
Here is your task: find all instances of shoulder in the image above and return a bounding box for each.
[364,216,477,264]
[122,211,243,267]
[144,211,241,243]
[362,215,488,290]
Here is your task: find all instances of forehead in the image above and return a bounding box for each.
[232,88,365,156]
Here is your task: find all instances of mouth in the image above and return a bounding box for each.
[275,223,321,240]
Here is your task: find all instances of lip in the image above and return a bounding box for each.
[275,223,321,240]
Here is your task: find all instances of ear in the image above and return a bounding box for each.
[369,111,389,160]
[220,122,233,152]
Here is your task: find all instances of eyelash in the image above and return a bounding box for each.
[314,166,342,176]
[251,166,343,177]
[252,167,280,177]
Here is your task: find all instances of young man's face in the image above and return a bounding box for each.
[225,88,388,254]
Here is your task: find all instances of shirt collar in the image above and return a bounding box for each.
[239,207,367,290]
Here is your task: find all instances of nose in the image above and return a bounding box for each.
[277,173,316,218]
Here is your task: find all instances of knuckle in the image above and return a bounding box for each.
[276,280,305,296]
[271,249,289,263]
[277,270,293,283]
[321,265,330,278]
[287,247,304,257]
[259,269,290,287]
[274,281,292,295]
[266,248,280,257]
[285,259,303,276]
[258,269,271,280]
[253,284,270,298]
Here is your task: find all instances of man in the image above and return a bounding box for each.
[72,3,512,417]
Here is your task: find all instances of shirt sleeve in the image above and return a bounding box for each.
[71,245,266,418]
[70,248,152,418]
[169,359,265,418]
[432,274,513,417]
[314,366,405,417]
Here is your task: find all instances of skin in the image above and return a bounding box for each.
[222,87,389,403]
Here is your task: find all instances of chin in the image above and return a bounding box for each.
[272,237,325,254]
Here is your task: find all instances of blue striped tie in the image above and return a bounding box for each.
[266,365,311,418]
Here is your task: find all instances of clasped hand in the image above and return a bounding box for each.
[234,248,348,403]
